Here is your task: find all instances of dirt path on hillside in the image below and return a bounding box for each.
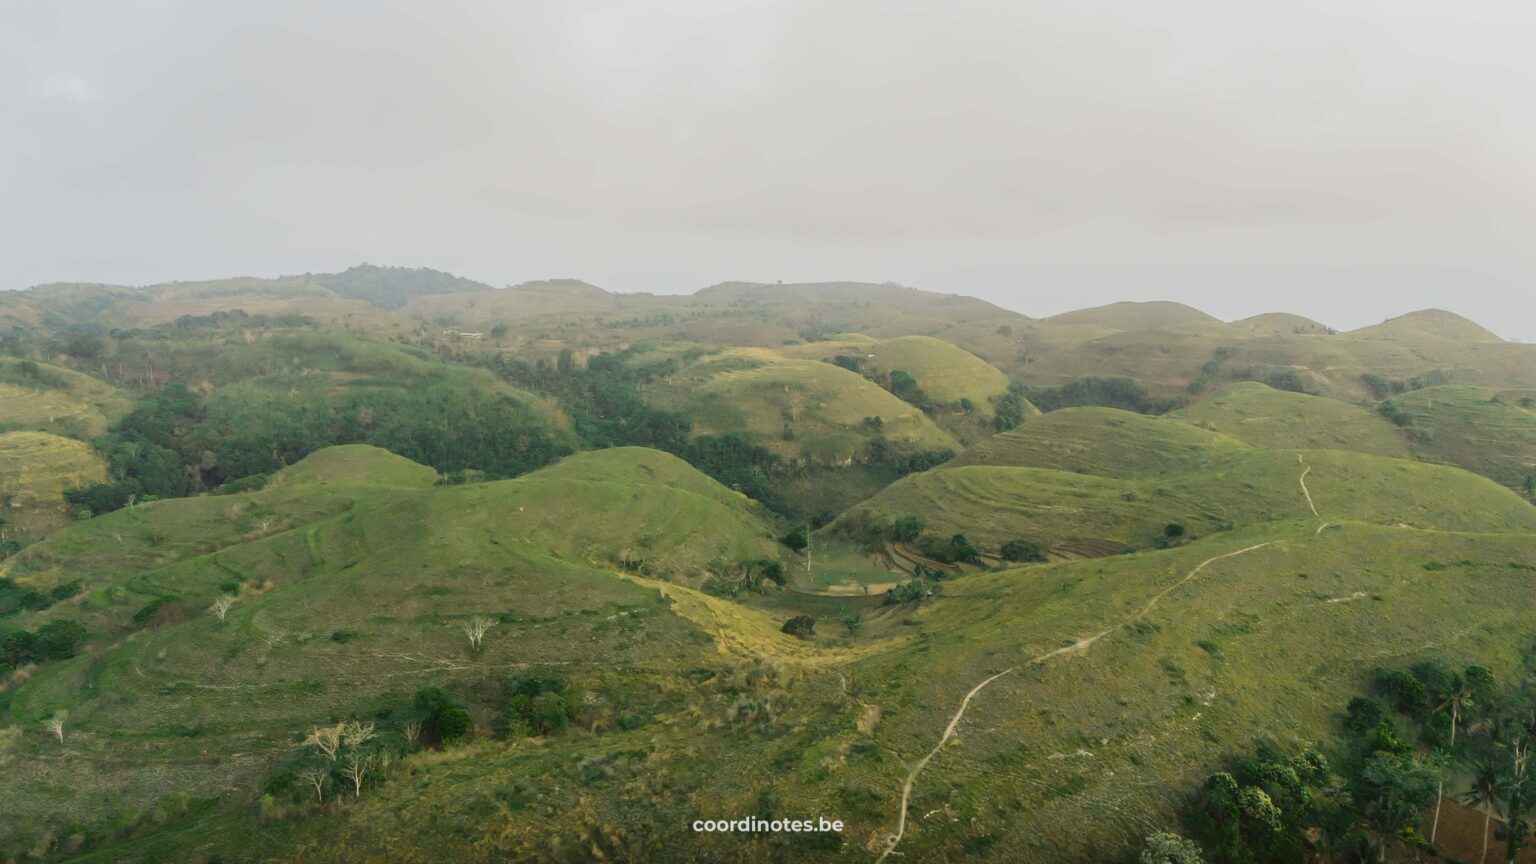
[875,540,1276,861]
[1298,454,1320,517]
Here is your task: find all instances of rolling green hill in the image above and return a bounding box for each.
[833,445,1536,557]
[1171,382,1411,456]
[4,273,1536,864]
[1043,301,1221,331]
[0,447,794,846]
[953,407,1248,477]
[1393,385,1536,492]
[1349,308,1504,342]
[0,432,108,542]
[0,357,133,439]
[646,350,958,463]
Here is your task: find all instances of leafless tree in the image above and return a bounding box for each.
[300,765,329,803]
[342,753,373,798]
[342,720,375,750]
[462,615,493,650]
[210,595,236,622]
[401,718,422,748]
[303,723,344,762]
[44,714,66,743]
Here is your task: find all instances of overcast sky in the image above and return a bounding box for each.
[4,1,1534,338]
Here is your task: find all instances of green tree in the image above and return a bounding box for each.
[1358,753,1437,864]
[1138,831,1205,864]
[999,539,1047,563]
[413,687,472,745]
[780,616,815,639]
[840,611,861,636]
[1463,761,1503,864]
[891,513,924,542]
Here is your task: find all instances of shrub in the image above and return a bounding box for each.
[502,675,583,738]
[891,514,924,542]
[781,616,816,639]
[413,687,473,745]
[916,533,982,565]
[1378,400,1412,427]
[1343,696,1388,736]
[883,580,927,605]
[1264,370,1309,393]
[999,539,1047,563]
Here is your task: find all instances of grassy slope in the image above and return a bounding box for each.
[647,351,958,462]
[777,335,1014,410]
[853,522,1536,861]
[266,443,441,489]
[1394,385,1536,491]
[0,358,133,439]
[0,447,790,843]
[1171,381,1411,456]
[953,407,1249,477]
[84,520,1536,863]
[834,446,1536,554]
[0,432,108,541]
[1010,309,1536,400]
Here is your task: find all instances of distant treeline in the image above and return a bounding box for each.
[65,377,574,515]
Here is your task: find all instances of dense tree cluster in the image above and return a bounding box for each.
[1158,655,1535,864]
[1027,376,1179,414]
[0,619,89,672]
[0,578,82,620]
[502,675,584,738]
[67,376,574,516]
[915,533,983,565]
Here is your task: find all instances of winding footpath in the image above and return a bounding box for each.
[875,457,1327,859]
[1297,454,1319,517]
[875,541,1276,861]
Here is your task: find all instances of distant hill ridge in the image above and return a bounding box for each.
[5,266,1509,342]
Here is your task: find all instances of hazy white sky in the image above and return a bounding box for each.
[4,1,1534,337]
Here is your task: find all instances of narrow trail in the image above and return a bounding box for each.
[875,540,1276,861]
[1297,454,1320,517]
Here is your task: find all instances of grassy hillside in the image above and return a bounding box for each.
[1394,385,1536,492]
[5,275,1536,863]
[267,443,442,489]
[1349,308,1504,342]
[779,335,1013,410]
[1009,309,1536,401]
[0,432,107,542]
[646,351,958,463]
[1043,301,1221,331]
[1172,382,1411,456]
[834,446,1536,556]
[0,357,133,439]
[0,447,796,847]
[953,407,1248,477]
[1230,312,1330,335]
[850,522,1536,861]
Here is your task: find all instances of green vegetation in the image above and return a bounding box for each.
[3,270,1535,863]
[1172,382,1411,456]
[1027,376,1180,414]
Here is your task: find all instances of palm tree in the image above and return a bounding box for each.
[1439,675,1474,749]
[1464,761,1503,864]
[1429,677,1477,846]
[1428,748,1453,847]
